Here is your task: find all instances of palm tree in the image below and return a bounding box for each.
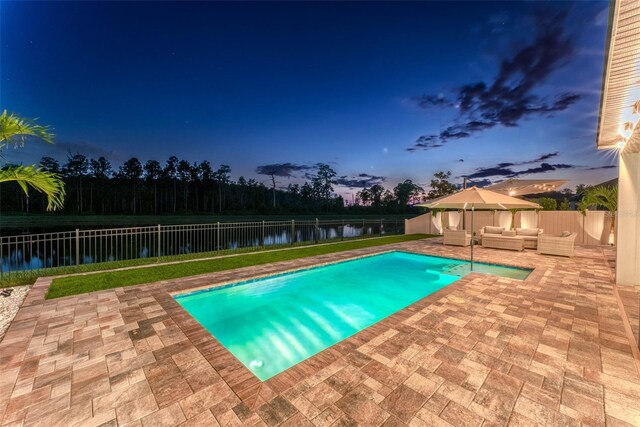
[579,185,618,245]
[0,110,65,211]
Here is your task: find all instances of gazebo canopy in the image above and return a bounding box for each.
[485,179,569,197]
[416,187,541,210]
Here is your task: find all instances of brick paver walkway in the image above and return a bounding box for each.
[1,239,639,426]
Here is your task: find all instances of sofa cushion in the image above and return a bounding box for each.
[516,228,540,236]
[484,226,504,235]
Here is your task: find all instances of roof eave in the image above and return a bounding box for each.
[595,0,618,150]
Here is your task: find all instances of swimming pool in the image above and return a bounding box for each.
[174,251,531,380]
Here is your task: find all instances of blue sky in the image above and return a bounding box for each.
[1,1,615,195]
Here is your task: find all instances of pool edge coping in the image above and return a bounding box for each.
[164,246,539,387]
[170,249,536,299]
[12,240,564,415]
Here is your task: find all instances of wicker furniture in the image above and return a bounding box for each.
[537,232,577,257]
[515,228,544,249]
[443,229,471,247]
[481,234,525,251]
[480,226,505,243]
[481,226,543,249]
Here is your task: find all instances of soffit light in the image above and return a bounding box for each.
[611,104,639,154]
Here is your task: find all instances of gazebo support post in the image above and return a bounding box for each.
[470,206,474,271]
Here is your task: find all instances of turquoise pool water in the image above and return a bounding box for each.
[175,251,530,380]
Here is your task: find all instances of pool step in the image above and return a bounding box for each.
[440,265,469,277]
[424,268,458,281]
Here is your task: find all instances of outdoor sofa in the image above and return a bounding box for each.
[480,226,544,249]
[537,232,578,257]
[514,227,544,249]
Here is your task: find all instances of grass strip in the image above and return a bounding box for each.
[47,234,432,299]
[1,237,369,288]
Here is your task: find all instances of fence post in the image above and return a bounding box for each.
[216,222,220,251]
[75,229,80,268]
[362,219,365,238]
[315,218,319,244]
[341,220,345,241]
[156,224,161,262]
[380,218,383,236]
[291,220,295,245]
[262,221,265,248]
[0,239,3,281]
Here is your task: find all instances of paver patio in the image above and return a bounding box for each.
[1,238,639,426]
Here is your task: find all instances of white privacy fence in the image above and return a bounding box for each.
[0,218,405,276]
[405,210,612,245]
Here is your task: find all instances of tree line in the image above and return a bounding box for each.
[0,111,613,218]
[0,153,433,215]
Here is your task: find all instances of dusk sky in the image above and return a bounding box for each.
[1,1,616,196]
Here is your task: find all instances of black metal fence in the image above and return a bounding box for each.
[0,218,404,277]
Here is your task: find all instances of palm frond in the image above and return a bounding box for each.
[578,185,618,214]
[0,110,54,149]
[431,208,445,217]
[0,166,66,211]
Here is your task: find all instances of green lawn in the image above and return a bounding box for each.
[47,234,433,299]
